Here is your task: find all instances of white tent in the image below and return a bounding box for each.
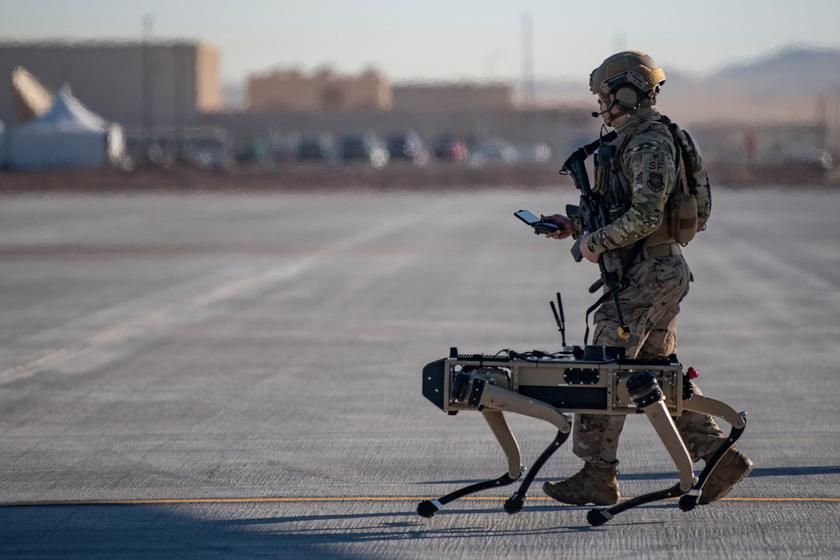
[9,87,124,170]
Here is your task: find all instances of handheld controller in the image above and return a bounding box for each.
[514,209,562,236]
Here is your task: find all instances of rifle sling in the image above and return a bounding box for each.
[584,289,612,345]
[576,128,632,346]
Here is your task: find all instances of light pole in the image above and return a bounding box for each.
[142,14,155,162]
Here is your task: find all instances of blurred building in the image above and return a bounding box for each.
[822,93,840,157]
[690,122,828,164]
[247,67,392,112]
[393,82,515,112]
[0,41,221,126]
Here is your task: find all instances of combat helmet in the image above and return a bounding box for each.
[590,50,666,111]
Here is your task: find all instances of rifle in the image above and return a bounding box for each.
[560,133,631,343]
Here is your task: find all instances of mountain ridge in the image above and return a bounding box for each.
[531,44,840,122]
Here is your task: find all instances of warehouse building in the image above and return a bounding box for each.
[0,41,221,127]
[393,82,514,112]
[247,67,392,112]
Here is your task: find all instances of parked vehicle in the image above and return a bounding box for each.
[297,133,337,162]
[235,138,270,165]
[517,142,552,163]
[386,130,429,165]
[471,137,519,166]
[433,133,469,162]
[269,132,300,163]
[339,132,389,167]
[781,147,833,171]
[183,145,230,170]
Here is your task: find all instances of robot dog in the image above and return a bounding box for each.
[418,295,746,526]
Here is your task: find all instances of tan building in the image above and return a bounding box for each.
[0,41,221,126]
[393,82,515,112]
[247,67,392,112]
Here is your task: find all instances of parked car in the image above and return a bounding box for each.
[517,142,552,163]
[234,138,270,165]
[183,146,229,170]
[781,147,833,171]
[269,132,300,163]
[339,132,389,167]
[297,133,337,162]
[181,136,232,170]
[471,137,519,166]
[433,133,469,162]
[386,130,429,165]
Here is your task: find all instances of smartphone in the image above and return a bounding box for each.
[514,209,560,235]
[514,209,541,226]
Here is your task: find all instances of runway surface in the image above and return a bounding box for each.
[0,188,838,559]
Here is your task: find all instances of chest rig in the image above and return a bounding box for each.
[594,137,633,224]
[593,115,692,250]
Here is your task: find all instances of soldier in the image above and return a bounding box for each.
[541,51,753,506]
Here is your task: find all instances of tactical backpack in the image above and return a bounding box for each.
[661,116,712,245]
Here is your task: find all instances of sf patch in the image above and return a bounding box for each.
[647,172,665,191]
[645,152,665,172]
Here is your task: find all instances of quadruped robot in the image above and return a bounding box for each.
[417,293,747,526]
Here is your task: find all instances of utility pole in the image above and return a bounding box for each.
[142,14,154,162]
[521,13,535,109]
[520,12,536,147]
[174,44,184,160]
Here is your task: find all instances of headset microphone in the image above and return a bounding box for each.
[591,98,617,118]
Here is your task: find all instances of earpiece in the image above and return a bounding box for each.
[614,87,640,110]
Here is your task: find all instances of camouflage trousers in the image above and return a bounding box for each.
[573,253,726,465]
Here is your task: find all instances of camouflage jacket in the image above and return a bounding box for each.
[586,108,678,254]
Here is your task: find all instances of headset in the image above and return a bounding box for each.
[591,65,665,119]
[591,85,647,118]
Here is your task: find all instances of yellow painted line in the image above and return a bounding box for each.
[1,496,839,508]
[719,497,840,503]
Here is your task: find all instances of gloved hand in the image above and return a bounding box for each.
[541,214,573,240]
[579,234,601,263]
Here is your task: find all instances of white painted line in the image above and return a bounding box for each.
[0,204,443,383]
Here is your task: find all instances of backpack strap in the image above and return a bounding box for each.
[660,116,691,196]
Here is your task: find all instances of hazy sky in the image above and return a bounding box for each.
[1,0,839,85]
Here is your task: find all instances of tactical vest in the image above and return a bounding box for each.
[594,114,710,253]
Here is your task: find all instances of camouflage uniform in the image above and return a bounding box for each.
[574,107,725,465]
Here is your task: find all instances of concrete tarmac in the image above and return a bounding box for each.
[0,188,838,559]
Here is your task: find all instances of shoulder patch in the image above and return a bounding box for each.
[647,153,665,172]
[642,151,665,173]
[647,172,665,191]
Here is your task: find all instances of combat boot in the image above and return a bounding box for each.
[542,462,620,506]
[699,447,753,504]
